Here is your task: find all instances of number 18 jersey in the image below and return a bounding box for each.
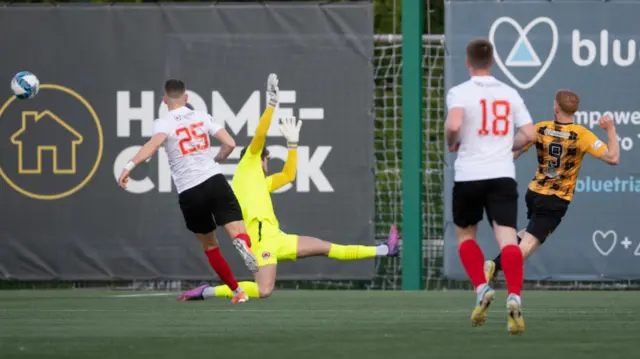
[446,76,533,182]
[152,106,223,194]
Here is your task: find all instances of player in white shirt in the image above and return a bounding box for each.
[117,78,263,304]
[445,39,535,335]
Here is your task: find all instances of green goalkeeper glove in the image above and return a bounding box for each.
[279,116,302,148]
[267,73,279,108]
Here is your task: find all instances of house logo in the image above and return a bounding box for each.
[489,17,558,90]
[0,84,103,200]
[11,111,83,174]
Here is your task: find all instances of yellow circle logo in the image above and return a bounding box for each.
[0,84,103,200]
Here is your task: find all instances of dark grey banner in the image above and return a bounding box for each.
[445,0,640,280]
[0,4,374,280]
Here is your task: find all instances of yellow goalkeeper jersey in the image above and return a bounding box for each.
[232,149,279,228]
[231,106,297,230]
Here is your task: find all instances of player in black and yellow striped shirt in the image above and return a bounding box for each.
[485,90,620,281]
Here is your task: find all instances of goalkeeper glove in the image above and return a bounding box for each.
[279,116,302,148]
[267,73,279,108]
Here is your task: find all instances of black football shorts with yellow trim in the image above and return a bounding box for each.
[524,189,570,243]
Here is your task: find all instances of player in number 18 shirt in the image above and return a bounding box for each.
[117,79,258,304]
[445,39,535,334]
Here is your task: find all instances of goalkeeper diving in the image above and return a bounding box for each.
[178,73,398,300]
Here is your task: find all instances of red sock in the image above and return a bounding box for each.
[458,239,487,289]
[204,248,238,291]
[500,244,524,296]
[235,233,251,248]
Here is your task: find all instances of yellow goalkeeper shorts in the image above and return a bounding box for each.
[248,220,298,267]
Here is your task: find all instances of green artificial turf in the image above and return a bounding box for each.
[0,290,637,359]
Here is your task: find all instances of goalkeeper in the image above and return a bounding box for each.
[178,74,398,300]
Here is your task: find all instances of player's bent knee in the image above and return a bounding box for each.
[258,284,274,298]
[519,232,541,258]
[255,264,277,298]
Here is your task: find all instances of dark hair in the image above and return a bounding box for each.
[240,146,270,160]
[164,79,186,98]
[466,39,494,69]
[555,89,580,115]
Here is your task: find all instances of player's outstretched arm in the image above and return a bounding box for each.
[267,117,302,192]
[249,73,279,156]
[591,115,619,165]
[118,133,167,188]
[267,149,297,192]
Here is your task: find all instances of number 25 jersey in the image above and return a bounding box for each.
[446,76,533,182]
[152,106,223,194]
[523,121,607,202]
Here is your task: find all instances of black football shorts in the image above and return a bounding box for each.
[452,177,518,229]
[524,189,570,243]
[178,174,243,234]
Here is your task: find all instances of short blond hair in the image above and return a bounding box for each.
[555,90,580,115]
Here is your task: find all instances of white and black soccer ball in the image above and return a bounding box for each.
[11,71,40,100]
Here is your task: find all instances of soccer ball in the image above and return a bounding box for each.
[11,71,40,100]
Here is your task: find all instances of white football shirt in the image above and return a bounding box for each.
[152,106,223,193]
[446,76,533,182]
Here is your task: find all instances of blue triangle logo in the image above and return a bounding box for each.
[505,38,541,67]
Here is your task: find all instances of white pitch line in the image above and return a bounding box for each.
[111,293,175,298]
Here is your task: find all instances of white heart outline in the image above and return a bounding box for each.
[592,230,617,257]
[489,17,558,90]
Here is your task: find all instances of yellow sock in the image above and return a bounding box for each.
[214,281,260,298]
[328,244,376,260]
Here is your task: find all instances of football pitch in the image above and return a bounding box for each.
[0,290,637,359]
